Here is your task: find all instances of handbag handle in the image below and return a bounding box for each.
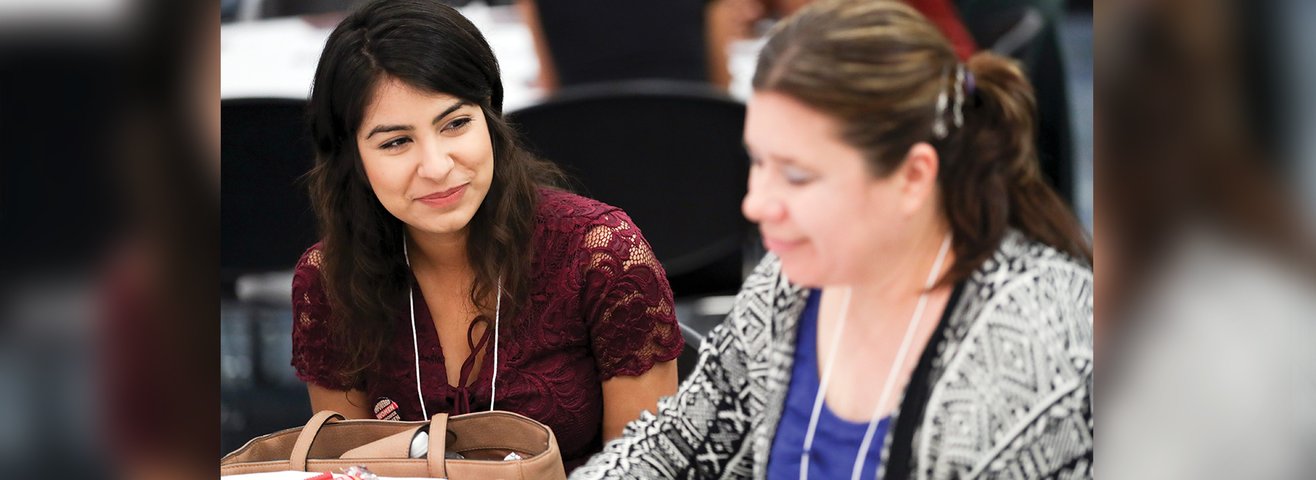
[290,410,346,471]
[426,413,449,478]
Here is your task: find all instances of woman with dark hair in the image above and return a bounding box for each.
[573,0,1092,478]
[290,0,683,472]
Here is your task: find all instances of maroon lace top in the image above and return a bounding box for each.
[291,188,683,472]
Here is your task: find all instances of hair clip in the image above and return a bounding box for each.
[933,63,969,140]
[952,64,966,130]
[932,66,951,139]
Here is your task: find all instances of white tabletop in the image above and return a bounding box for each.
[221,4,762,111]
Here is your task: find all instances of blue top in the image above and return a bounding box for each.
[767,289,891,480]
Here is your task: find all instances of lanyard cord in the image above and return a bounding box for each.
[404,235,502,420]
[404,238,428,420]
[800,234,952,480]
[489,281,501,412]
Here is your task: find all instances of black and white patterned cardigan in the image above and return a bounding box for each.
[572,230,1094,479]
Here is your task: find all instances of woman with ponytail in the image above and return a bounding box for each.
[573,0,1092,478]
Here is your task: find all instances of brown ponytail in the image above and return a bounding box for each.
[938,52,1092,282]
[753,0,1090,285]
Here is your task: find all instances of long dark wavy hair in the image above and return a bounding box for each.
[754,0,1091,285]
[305,0,564,383]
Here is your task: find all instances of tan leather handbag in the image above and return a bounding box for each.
[221,410,567,479]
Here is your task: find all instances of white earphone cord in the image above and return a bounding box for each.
[404,236,502,421]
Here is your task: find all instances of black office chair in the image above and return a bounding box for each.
[221,98,319,295]
[508,80,753,300]
[221,97,320,454]
[677,323,704,383]
[957,0,1076,204]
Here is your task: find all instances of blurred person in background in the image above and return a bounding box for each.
[705,0,978,87]
[518,0,976,94]
[1096,0,1316,478]
[97,0,220,478]
[573,0,1092,478]
[292,0,683,472]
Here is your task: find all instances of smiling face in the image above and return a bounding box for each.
[742,91,936,287]
[356,76,495,239]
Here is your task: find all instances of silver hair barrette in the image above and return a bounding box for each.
[933,63,969,140]
[933,66,950,139]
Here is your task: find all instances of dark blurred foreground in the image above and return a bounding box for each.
[0,1,218,478]
[0,0,1313,478]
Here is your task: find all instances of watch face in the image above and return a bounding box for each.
[373,397,401,421]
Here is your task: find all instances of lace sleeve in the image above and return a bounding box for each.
[579,210,684,380]
[290,245,358,391]
[570,255,787,479]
